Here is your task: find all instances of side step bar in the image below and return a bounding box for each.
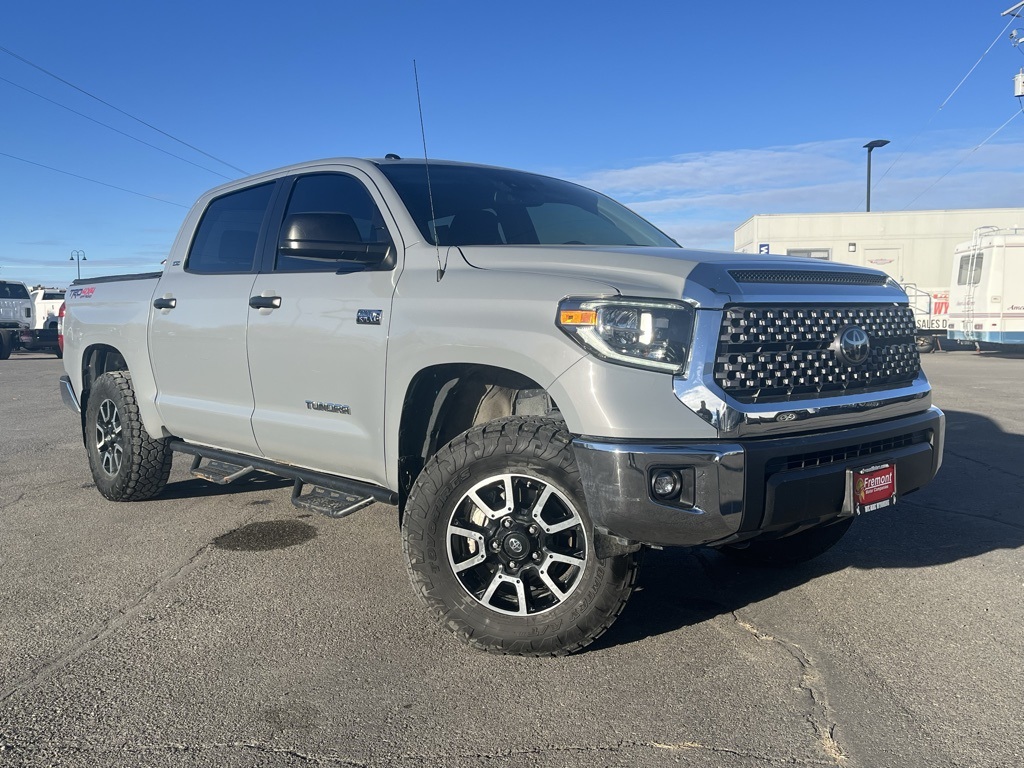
[190,456,255,484]
[291,482,374,519]
[169,441,398,518]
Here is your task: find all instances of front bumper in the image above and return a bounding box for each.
[574,406,945,549]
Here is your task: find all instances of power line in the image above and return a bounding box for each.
[871,11,1019,197]
[0,44,249,176]
[902,109,1023,209]
[0,75,233,180]
[0,151,189,207]
[939,13,1018,109]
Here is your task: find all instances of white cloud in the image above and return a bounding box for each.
[573,133,1024,250]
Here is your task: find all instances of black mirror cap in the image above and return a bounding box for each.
[278,212,394,267]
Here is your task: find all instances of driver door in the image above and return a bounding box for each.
[246,169,401,487]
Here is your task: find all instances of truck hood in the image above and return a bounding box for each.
[458,245,906,308]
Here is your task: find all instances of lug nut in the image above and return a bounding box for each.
[532,552,541,561]
[502,518,513,528]
[528,525,538,535]
[490,541,500,551]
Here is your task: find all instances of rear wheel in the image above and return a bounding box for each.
[403,416,640,655]
[85,371,172,501]
[916,335,936,354]
[718,518,854,566]
[0,333,12,360]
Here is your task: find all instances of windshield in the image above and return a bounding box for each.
[377,162,678,248]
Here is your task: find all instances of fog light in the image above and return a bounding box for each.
[651,470,682,500]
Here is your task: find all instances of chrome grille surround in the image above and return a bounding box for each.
[714,304,920,403]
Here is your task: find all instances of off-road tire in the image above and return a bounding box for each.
[403,416,640,656]
[719,517,854,566]
[85,371,172,501]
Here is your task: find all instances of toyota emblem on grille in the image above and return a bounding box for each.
[833,325,871,366]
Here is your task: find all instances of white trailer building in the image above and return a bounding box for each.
[734,208,1024,350]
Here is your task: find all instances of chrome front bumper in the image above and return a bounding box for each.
[573,406,945,549]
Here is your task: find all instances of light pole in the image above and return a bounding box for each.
[70,249,86,280]
[863,139,889,212]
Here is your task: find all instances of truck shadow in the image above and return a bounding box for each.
[155,473,292,501]
[597,408,1024,650]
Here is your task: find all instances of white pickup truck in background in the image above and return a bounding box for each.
[18,287,66,357]
[0,279,33,359]
[60,157,945,655]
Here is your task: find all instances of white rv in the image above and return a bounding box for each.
[947,228,1024,347]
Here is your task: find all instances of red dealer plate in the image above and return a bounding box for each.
[852,462,897,514]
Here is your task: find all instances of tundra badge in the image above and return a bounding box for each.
[305,401,351,414]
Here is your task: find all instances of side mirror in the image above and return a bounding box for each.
[278,213,391,265]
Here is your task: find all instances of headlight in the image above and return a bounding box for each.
[556,297,696,374]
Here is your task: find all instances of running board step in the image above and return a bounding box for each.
[291,480,374,519]
[190,456,255,485]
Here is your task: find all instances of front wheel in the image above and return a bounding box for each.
[85,371,172,501]
[403,417,639,656]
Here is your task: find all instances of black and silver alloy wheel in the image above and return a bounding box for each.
[447,473,587,616]
[84,371,172,502]
[95,398,125,477]
[403,416,640,656]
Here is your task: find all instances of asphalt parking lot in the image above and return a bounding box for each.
[1,350,1021,768]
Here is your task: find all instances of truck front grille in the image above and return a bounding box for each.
[714,305,920,403]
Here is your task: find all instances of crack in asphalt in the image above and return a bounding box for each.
[0,513,259,705]
[731,613,847,765]
[0,737,844,766]
[0,492,26,513]
[943,448,1023,485]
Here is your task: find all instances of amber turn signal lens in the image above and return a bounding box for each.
[559,309,597,326]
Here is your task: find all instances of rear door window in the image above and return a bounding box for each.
[186,183,275,273]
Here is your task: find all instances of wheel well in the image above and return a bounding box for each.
[397,364,559,512]
[78,345,129,430]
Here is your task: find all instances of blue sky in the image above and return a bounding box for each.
[2,1,1023,287]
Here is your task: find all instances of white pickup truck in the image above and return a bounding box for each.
[18,288,65,356]
[60,157,945,655]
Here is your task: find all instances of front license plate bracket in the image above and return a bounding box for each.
[843,461,897,516]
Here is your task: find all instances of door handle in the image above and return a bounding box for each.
[249,295,282,310]
[153,297,177,310]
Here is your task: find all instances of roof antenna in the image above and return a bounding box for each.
[414,60,445,282]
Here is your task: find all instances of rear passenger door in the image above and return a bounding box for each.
[246,169,401,487]
[149,182,277,456]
